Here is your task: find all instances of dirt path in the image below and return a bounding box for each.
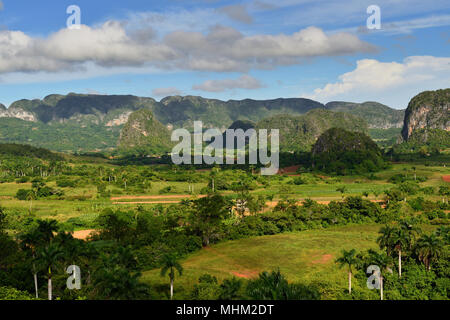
[113,201,182,204]
[111,194,205,200]
[73,229,96,240]
[278,165,300,174]
[265,199,384,207]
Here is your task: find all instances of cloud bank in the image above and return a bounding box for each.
[0,22,375,75]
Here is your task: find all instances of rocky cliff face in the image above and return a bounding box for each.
[401,89,450,141]
[118,109,173,155]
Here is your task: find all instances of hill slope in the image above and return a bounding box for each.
[118,109,173,155]
[257,109,368,152]
[141,225,380,300]
[312,128,385,174]
[0,93,406,153]
[326,101,404,129]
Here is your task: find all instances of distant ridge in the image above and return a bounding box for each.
[0,93,405,152]
[325,101,404,129]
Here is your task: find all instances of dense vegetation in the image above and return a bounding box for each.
[0,93,406,153]
[0,141,448,300]
[117,109,173,156]
[394,129,450,155]
[311,128,387,175]
[0,86,449,301]
[257,110,368,152]
[326,101,404,129]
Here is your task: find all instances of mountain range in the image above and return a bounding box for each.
[0,93,405,152]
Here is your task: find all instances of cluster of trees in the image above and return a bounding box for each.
[1,183,449,300]
[336,221,448,300]
[0,207,151,300]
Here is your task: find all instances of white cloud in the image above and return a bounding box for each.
[302,56,450,108]
[164,25,376,72]
[0,22,375,75]
[193,74,264,92]
[218,4,253,24]
[152,87,182,97]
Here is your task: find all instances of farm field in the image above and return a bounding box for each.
[141,223,438,299]
[0,163,448,228]
[1,152,448,301]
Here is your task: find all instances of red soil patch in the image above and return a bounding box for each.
[202,247,259,279]
[311,254,334,265]
[278,165,300,174]
[231,271,259,279]
[442,175,450,183]
[72,229,96,240]
[113,201,182,204]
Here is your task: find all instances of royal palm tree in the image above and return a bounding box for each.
[335,249,358,294]
[37,243,64,300]
[395,221,421,277]
[416,234,444,271]
[160,253,183,300]
[378,222,420,278]
[19,229,41,299]
[377,225,395,256]
[390,227,410,278]
[36,219,59,244]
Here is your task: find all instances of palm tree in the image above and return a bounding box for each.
[335,249,358,294]
[378,222,420,278]
[390,227,409,278]
[19,229,41,299]
[377,225,395,256]
[395,221,421,277]
[36,219,59,244]
[415,234,444,271]
[160,253,183,300]
[37,243,64,300]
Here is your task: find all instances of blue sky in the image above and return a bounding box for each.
[0,0,449,109]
